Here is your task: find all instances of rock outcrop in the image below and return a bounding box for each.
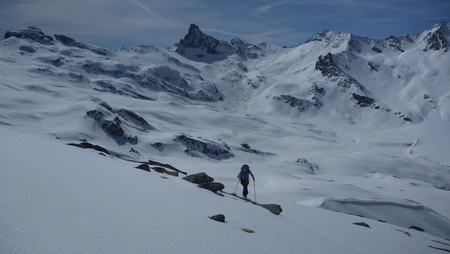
[183,172,225,192]
[258,204,283,215]
[175,134,234,160]
[209,214,226,223]
[5,26,54,45]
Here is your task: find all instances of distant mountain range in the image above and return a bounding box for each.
[5,23,449,127]
[1,22,449,160]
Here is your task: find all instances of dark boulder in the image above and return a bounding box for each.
[353,222,371,228]
[198,182,225,192]
[209,214,226,223]
[182,172,214,184]
[259,204,283,215]
[135,163,150,172]
[183,172,224,192]
[409,225,425,232]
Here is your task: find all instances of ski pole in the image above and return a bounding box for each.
[234,178,239,194]
[253,180,256,203]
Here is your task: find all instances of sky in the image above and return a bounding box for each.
[1,0,449,49]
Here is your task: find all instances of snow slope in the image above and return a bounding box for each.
[2,128,449,254]
[1,23,450,253]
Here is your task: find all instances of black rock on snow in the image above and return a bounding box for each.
[259,204,283,215]
[5,26,54,45]
[209,214,226,223]
[183,172,225,192]
[183,172,214,184]
[175,134,234,160]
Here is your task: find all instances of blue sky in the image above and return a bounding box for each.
[1,0,449,49]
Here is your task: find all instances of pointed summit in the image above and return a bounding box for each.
[421,21,449,52]
[176,24,223,54]
[187,24,202,39]
[175,24,234,62]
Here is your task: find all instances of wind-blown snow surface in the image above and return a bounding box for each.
[1,128,449,254]
[1,24,450,253]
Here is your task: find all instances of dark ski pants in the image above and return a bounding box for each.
[240,178,249,198]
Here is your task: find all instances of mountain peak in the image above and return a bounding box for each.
[176,24,222,54]
[421,21,449,52]
[175,24,236,62]
[187,24,202,37]
[305,29,348,43]
[4,26,54,45]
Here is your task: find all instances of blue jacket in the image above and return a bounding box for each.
[237,170,255,180]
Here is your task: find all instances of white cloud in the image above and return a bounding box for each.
[254,0,290,15]
[127,0,176,26]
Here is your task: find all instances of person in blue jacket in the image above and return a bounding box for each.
[237,164,255,198]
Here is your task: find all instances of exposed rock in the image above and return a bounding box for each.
[87,109,138,144]
[19,45,37,53]
[175,24,236,63]
[350,93,375,107]
[273,95,315,113]
[371,46,382,53]
[135,163,150,172]
[67,142,110,155]
[259,204,283,215]
[198,182,225,192]
[175,134,234,160]
[116,109,154,131]
[183,172,214,184]
[315,53,376,108]
[422,21,449,52]
[183,172,224,192]
[239,143,275,156]
[353,222,371,228]
[147,159,187,175]
[127,159,187,175]
[209,214,226,223]
[86,97,158,145]
[152,166,166,173]
[165,171,179,177]
[296,159,319,174]
[176,24,233,56]
[386,35,405,53]
[55,34,108,56]
[347,36,363,53]
[305,29,334,43]
[409,225,425,232]
[368,61,380,72]
[5,26,54,45]
[316,53,362,91]
[104,117,125,137]
[241,143,251,150]
[152,142,163,148]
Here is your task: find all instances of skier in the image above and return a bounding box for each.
[237,164,255,198]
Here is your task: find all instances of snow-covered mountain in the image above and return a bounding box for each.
[1,23,450,253]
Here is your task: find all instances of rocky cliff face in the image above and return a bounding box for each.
[421,21,449,52]
[175,24,235,62]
